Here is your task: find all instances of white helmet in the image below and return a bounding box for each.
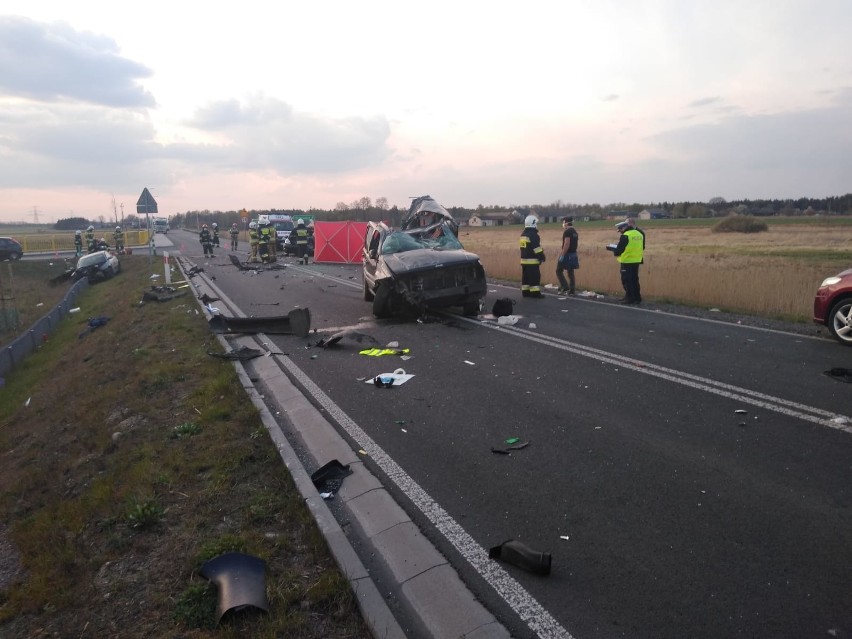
[524,215,538,228]
[116,226,121,231]
[75,230,82,236]
[249,221,257,229]
[87,225,94,231]
[212,222,218,229]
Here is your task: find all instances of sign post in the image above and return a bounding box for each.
[136,188,158,260]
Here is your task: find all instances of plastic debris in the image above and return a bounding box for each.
[311,459,352,494]
[366,369,414,387]
[464,360,475,366]
[489,539,551,575]
[320,492,334,500]
[199,552,269,623]
[497,315,519,326]
[734,409,748,414]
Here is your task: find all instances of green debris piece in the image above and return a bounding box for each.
[394,420,406,425]
[504,437,520,445]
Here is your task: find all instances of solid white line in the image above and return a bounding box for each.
[277,355,575,639]
[476,321,852,433]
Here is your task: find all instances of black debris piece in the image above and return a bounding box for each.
[208,346,265,361]
[186,266,204,277]
[315,330,380,348]
[311,459,353,494]
[492,297,515,317]
[199,552,269,624]
[199,293,221,305]
[490,440,530,454]
[143,286,187,302]
[208,308,311,337]
[489,539,551,575]
[824,367,852,383]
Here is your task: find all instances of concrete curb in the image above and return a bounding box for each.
[180,256,511,639]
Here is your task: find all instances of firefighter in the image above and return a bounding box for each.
[199,224,214,257]
[291,219,310,264]
[211,222,220,247]
[248,221,260,262]
[74,230,83,257]
[113,226,125,253]
[229,222,239,251]
[519,215,545,298]
[85,225,96,253]
[258,220,271,263]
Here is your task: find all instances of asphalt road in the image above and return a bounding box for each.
[169,230,852,639]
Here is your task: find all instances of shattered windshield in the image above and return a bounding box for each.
[76,253,107,268]
[381,223,464,255]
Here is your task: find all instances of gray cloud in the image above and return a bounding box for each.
[187,96,392,173]
[687,96,721,108]
[0,16,154,108]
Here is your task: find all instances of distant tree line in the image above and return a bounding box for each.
[55,192,849,231]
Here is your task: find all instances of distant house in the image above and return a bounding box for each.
[468,212,518,227]
[638,208,670,220]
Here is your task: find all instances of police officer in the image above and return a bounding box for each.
[229,222,239,250]
[519,215,545,297]
[113,226,125,253]
[291,219,309,264]
[612,218,645,304]
[74,230,83,257]
[248,221,260,262]
[199,224,214,257]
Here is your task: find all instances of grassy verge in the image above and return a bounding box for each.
[0,255,369,638]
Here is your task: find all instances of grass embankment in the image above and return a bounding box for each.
[0,255,369,638]
[462,218,852,322]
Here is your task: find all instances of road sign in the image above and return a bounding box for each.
[136,188,158,214]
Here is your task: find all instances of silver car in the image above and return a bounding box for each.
[73,250,121,283]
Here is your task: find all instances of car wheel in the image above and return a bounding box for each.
[104,267,114,279]
[828,297,852,346]
[372,282,393,318]
[10,251,22,261]
[363,277,374,301]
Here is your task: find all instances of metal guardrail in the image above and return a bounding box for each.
[15,231,150,253]
[0,278,89,379]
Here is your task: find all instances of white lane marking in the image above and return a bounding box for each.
[329,270,851,431]
[277,356,575,639]
[477,321,852,433]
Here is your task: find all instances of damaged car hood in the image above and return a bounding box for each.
[381,248,481,275]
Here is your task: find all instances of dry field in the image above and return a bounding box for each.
[460,220,852,322]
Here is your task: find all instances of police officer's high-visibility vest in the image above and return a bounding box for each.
[617,229,644,264]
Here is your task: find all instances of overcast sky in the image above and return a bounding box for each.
[1,1,850,223]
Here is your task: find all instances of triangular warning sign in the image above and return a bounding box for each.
[136,188,158,214]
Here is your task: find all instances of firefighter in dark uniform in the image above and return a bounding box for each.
[258,220,271,263]
[113,226,125,253]
[199,224,214,257]
[211,222,220,247]
[85,225,96,253]
[74,230,84,257]
[291,219,309,264]
[229,222,239,250]
[519,215,545,297]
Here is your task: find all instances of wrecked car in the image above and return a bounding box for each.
[362,196,486,318]
[72,250,121,283]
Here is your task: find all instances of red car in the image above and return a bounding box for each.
[813,267,852,346]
